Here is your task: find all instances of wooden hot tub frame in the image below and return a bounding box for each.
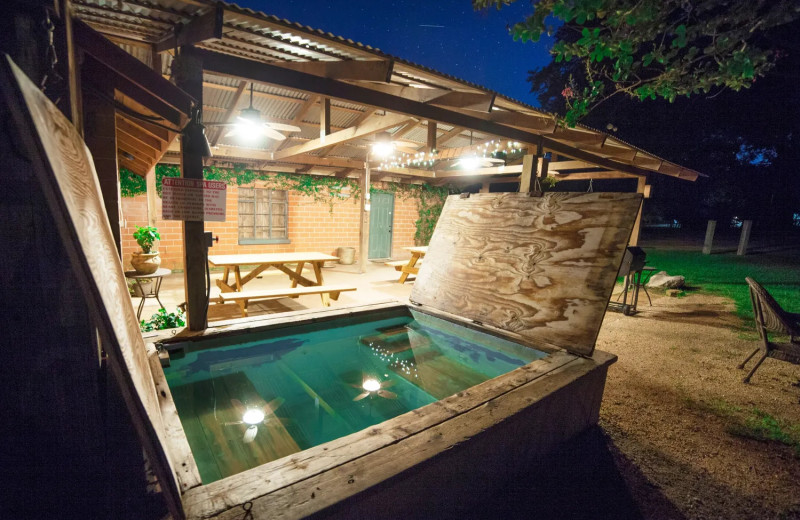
[154,301,616,519]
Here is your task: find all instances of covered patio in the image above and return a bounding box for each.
[68,0,701,332]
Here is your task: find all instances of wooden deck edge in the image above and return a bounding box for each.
[146,345,203,493]
[162,300,405,343]
[180,350,604,518]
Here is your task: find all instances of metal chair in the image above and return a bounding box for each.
[738,277,800,383]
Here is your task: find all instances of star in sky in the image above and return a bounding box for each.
[233,0,554,105]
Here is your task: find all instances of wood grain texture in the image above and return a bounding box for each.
[411,192,642,356]
[1,57,183,517]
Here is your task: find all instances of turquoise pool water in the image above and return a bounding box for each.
[163,307,546,483]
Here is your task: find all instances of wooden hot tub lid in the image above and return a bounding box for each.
[410,192,642,357]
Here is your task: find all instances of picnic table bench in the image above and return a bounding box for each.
[387,246,427,283]
[208,253,356,317]
[218,285,357,316]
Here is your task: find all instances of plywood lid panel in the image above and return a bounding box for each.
[410,192,642,356]
[0,56,187,516]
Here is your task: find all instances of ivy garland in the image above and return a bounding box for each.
[119,164,455,245]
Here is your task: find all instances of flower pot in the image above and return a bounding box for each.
[337,247,355,265]
[131,251,161,275]
[130,279,153,297]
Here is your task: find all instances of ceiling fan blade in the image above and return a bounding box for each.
[265,122,302,132]
[224,128,240,138]
[264,397,285,415]
[378,390,398,399]
[261,126,287,141]
[353,392,370,402]
[231,399,247,415]
[203,122,237,127]
[243,425,258,444]
[223,421,245,426]
[382,380,396,388]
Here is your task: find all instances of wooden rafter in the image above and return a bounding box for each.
[276,60,393,82]
[209,80,247,147]
[154,4,223,53]
[274,112,413,160]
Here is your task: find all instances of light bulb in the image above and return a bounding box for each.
[362,378,381,392]
[242,409,265,425]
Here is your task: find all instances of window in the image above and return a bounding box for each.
[238,188,289,244]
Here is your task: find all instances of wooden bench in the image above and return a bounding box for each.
[385,259,423,271]
[218,285,357,317]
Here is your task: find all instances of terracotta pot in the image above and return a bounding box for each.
[131,251,161,275]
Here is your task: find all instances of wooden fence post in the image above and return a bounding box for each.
[702,220,717,255]
[737,220,753,256]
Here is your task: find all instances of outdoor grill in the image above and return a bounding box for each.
[618,246,647,277]
[610,246,651,315]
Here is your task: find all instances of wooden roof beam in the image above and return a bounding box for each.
[276,60,393,82]
[154,4,223,53]
[273,112,414,160]
[434,164,524,178]
[74,20,194,116]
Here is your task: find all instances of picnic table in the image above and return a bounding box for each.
[207,253,355,317]
[385,246,428,283]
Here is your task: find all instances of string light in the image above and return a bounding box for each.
[375,139,524,171]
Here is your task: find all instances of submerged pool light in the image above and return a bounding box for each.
[242,408,266,425]
[362,378,381,392]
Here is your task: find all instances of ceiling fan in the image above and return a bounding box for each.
[350,376,397,401]
[206,83,301,141]
[450,131,504,169]
[225,397,286,443]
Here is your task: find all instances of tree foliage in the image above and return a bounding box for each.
[474,0,799,126]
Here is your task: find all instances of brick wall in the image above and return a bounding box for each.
[120,179,420,270]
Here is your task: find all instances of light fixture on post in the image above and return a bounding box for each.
[183,105,212,158]
[204,82,301,142]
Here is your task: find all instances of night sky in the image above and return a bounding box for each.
[232,0,555,106]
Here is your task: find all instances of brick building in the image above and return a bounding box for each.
[121,175,421,270]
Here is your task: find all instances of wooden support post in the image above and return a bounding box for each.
[737,220,753,256]
[174,46,207,330]
[629,176,646,246]
[55,0,82,131]
[426,121,437,152]
[320,96,331,141]
[519,154,534,193]
[146,167,157,228]
[480,182,490,193]
[359,160,371,274]
[538,155,550,180]
[702,220,717,255]
[82,72,122,257]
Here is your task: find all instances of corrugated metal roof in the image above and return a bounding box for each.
[73,0,701,179]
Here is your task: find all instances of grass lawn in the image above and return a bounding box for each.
[643,249,800,325]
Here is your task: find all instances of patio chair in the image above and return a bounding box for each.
[738,277,800,383]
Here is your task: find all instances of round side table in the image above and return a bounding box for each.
[124,268,172,320]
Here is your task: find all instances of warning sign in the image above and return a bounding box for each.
[161,178,227,222]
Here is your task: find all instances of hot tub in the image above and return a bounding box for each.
[152,192,641,519]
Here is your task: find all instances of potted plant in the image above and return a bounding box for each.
[131,225,161,275]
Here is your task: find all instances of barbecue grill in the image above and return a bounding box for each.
[609,246,651,315]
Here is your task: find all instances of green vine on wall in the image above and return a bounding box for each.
[120,164,454,245]
[373,182,458,245]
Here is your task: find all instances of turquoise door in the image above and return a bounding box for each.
[369,192,394,259]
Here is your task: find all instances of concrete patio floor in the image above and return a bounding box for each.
[133,259,416,326]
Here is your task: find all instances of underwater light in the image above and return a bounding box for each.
[362,378,381,392]
[242,409,265,425]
